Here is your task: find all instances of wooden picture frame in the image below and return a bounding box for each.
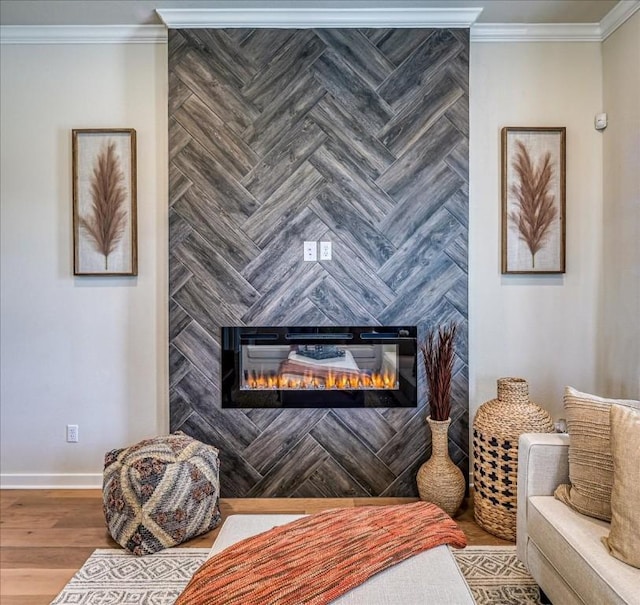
[501,127,566,274]
[72,128,137,276]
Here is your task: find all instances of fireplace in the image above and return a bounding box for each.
[221,326,417,408]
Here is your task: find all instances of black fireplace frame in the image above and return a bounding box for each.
[221,326,417,409]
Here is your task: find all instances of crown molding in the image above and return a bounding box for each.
[0,25,167,45]
[471,22,601,42]
[1,2,637,45]
[155,7,483,29]
[600,0,640,40]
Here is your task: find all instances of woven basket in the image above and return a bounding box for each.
[473,378,553,541]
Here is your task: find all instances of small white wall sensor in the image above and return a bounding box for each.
[595,113,608,131]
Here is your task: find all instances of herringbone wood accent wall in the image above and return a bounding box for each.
[168,28,469,497]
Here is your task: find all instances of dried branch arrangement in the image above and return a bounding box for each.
[421,323,458,421]
[508,140,557,269]
[80,141,127,270]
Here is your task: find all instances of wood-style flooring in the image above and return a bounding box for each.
[0,490,510,604]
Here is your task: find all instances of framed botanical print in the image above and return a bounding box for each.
[501,127,566,274]
[72,129,137,276]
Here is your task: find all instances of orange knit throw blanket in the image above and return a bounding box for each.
[176,501,467,605]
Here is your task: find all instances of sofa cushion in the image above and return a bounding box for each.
[528,496,640,605]
[603,405,640,568]
[554,387,640,521]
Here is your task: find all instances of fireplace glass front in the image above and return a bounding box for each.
[221,326,417,408]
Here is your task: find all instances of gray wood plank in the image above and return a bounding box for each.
[378,72,464,157]
[173,140,258,224]
[169,207,192,247]
[174,94,258,180]
[169,118,191,162]
[313,29,394,87]
[311,186,395,269]
[173,321,220,386]
[174,49,259,133]
[377,207,464,291]
[293,458,370,497]
[445,137,469,183]
[169,161,192,207]
[379,260,464,325]
[307,275,378,325]
[331,408,397,453]
[174,184,261,272]
[243,409,328,474]
[169,344,191,388]
[242,30,326,111]
[239,29,295,69]
[309,145,395,223]
[445,231,468,273]
[377,30,462,111]
[241,117,327,201]
[179,29,256,87]
[377,118,463,209]
[169,389,194,434]
[241,262,326,325]
[169,258,191,298]
[278,298,332,327]
[445,273,468,320]
[247,434,329,497]
[310,413,396,495]
[243,408,283,431]
[242,70,326,158]
[312,48,393,133]
[174,231,259,313]
[169,72,191,115]
[309,94,395,179]
[368,28,434,66]
[169,298,191,341]
[444,93,469,138]
[243,162,326,248]
[173,273,243,333]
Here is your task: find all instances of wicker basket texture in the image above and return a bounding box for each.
[473,378,554,541]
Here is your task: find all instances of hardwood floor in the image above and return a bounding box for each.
[0,489,511,604]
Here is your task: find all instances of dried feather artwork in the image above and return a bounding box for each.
[501,127,565,274]
[72,129,137,276]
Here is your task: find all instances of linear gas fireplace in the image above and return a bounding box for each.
[221,326,417,408]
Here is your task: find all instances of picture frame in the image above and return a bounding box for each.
[501,127,566,274]
[72,128,137,276]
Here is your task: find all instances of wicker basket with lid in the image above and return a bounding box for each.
[473,377,554,541]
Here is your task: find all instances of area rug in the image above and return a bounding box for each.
[52,546,541,605]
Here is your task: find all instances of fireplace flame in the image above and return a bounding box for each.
[243,369,398,391]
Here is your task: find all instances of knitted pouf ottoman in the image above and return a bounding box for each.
[103,432,221,556]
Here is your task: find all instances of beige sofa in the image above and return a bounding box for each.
[516,433,640,605]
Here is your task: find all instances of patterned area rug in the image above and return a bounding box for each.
[52,546,541,605]
[453,546,541,604]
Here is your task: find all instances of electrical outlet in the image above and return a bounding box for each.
[303,241,317,262]
[66,424,79,443]
[320,241,332,260]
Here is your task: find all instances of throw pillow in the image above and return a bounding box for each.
[602,404,640,568]
[554,386,640,521]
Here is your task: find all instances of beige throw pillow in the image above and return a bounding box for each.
[554,387,640,521]
[602,405,640,568]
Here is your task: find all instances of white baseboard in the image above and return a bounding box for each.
[0,473,102,489]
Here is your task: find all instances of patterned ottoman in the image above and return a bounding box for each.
[103,432,221,556]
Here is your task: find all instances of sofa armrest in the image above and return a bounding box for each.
[516,433,570,566]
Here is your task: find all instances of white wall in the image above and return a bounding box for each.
[599,12,640,399]
[469,41,604,421]
[0,33,617,486]
[0,42,168,486]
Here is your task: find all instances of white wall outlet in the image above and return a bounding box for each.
[320,241,332,260]
[303,241,317,262]
[66,424,79,443]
